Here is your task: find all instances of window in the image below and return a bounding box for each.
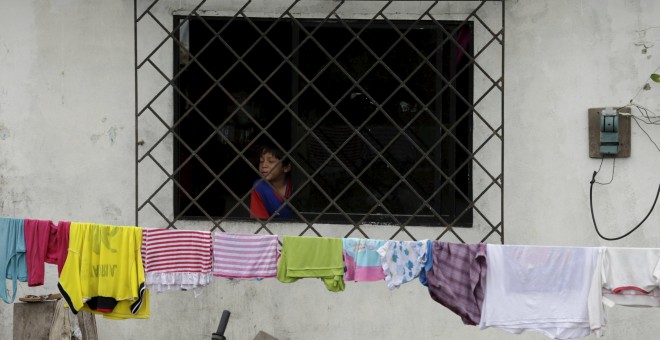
[172,15,473,226]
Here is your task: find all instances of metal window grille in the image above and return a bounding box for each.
[135,0,504,244]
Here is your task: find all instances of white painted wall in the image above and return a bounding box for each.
[2,0,660,339]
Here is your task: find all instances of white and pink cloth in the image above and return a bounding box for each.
[588,247,660,337]
[141,228,213,295]
[212,232,279,279]
[342,238,386,282]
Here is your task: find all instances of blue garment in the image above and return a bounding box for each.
[253,178,292,219]
[418,240,434,287]
[0,217,28,303]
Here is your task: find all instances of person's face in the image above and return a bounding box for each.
[259,152,290,182]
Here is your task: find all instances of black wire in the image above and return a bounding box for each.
[594,156,615,185]
[632,115,660,153]
[595,156,605,172]
[618,104,660,125]
[632,104,660,125]
[589,171,660,241]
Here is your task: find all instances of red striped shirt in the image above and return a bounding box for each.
[141,228,213,274]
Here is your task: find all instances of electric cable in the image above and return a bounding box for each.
[589,171,660,241]
[593,156,615,185]
[632,116,660,153]
[617,104,660,125]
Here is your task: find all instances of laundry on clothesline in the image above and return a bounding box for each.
[4,214,660,339]
[425,241,487,326]
[213,232,278,279]
[0,217,27,304]
[277,236,345,292]
[24,219,71,287]
[142,227,213,296]
[479,245,599,339]
[342,238,386,282]
[58,223,149,320]
[378,239,429,290]
[588,247,660,336]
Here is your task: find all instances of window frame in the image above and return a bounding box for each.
[171,14,475,227]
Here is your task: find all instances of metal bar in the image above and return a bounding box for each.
[134,0,139,226]
[163,6,369,227]
[284,8,478,227]
[136,1,210,69]
[138,5,249,118]
[135,0,504,242]
[500,0,505,244]
[288,10,445,226]
[262,7,406,226]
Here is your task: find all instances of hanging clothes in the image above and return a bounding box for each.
[418,241,434,287]
[588,247,660,336]
[24,219,72,282]
[377,239,429,290]
[0,217,28,304]
[425,241,487,326]
[213,232,278,279]
[142,228,213,295]
[277,236,344,292]
[24,219,58,286]
[342,238,386,282]
[479,244,598,340]
[600,247,660,305]
[53,221,71,276]
[58,223,149,319]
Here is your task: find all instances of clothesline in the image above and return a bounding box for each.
[2,217,660,339]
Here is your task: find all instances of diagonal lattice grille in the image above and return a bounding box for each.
[136,0,504,244]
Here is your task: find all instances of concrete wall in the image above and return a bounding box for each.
[2,0,660,339]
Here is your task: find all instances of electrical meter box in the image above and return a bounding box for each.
[588,107,631,158]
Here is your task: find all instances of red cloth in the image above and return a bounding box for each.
[23,219,72,286]
[24,219,58,286]
[54,221,71,276]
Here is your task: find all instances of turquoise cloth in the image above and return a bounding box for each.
[0,217,27,303]
[277,236,345,292]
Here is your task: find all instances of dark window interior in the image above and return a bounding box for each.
[173,16,473,226]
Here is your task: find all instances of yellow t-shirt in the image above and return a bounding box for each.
[58,223,149,319]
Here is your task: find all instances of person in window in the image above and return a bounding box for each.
[250,144,293,219]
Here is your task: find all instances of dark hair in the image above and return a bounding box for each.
[259,143,291,167]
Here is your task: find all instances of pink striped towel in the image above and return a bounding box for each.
[213,233,279,279]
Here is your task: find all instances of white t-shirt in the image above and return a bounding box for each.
[480,244,599,340]
[588,247,660,336]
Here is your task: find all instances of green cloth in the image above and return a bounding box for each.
[277,236,345,292]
